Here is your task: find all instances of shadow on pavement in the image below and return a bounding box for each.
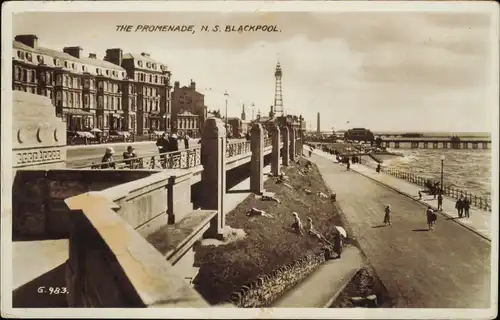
[412,229,429,232]
[372,225,386,229]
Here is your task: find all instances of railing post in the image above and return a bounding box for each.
[270,125,281,176]
[281,126,290,166]
[200,118,226,239]
[250,123,264,195]
[289,127,296,162]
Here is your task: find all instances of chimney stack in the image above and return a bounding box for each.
[190,79,196,90]
[63,46,82,59]
[14,34,38,48]
[141,52,151,57]
[105,48,123,66]
[174,81,180,89]
[88,53,97,59]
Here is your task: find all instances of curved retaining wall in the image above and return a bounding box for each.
[227,248,327,308]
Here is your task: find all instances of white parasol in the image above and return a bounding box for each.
[335,226,347,238]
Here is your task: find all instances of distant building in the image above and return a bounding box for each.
[171,80,207,137]
[175,111,200,137]
[345,128,375,142]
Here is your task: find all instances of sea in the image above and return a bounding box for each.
[382,148,492,200]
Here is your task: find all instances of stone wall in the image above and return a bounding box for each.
[65,192,208,308]
[228,248,327,307]
[12,169,155,240]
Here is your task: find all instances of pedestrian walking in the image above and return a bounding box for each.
[437,193,443,211]
[383,204,392,226]
[463,197,471,218]
[455,197,464,218]
[426,207,437,230]
[184,134,190,150]
[418,191,422,200]
[333,228,343,259]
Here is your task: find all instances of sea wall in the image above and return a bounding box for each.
[228,248,327,307]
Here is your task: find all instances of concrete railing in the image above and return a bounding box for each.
[72,147,202,170]
[64,192,209,308]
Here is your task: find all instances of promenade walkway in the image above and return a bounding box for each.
[308,150,491,308]
[314,149,493,241]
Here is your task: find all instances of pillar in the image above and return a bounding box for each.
[250,123,264,195]
[281,126,290,166]
[200,118,226,239]
[289,127,296,162]
[270,125,281,176]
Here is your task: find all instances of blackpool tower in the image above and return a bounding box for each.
[273,61,284,117]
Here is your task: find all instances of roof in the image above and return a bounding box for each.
[122,53,168,73]
[178,111,198,117]
[13,40,126,79]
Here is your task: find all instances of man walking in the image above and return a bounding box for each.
[455,197,464,218]
[463,197,471,218]
[437,193,443,211]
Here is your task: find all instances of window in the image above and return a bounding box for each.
[64,61,68,68]
[56,74,62,86]
[46,72,51,84]
[82,65,86,72]
[37,55,44,64]
[98,96,104,108]
[84,95,89,106]
[103,82,107,91]
[149,74,152,82]
[138,60,143,67]
[65,76,70,87]
[72,63,76,70]
[26,70,32,83]
[84,79,89,88]
[17,51,25,59]
[106,70,110,76]
[40,71,46,83]
[14,67,21,81]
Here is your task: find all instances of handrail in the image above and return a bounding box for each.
[359,157,491,212]
[226,140,251,158]
[73,146,202,170]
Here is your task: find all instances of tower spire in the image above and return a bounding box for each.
[273,61,284,117]
[241,103,246,121]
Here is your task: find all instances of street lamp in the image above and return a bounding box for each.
[440,155,445,194]
[251,102,255,120]
[224,90,229,128]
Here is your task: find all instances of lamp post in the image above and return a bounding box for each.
[440,155,445,194]
[224,90,229,129]
[251,102,255,120]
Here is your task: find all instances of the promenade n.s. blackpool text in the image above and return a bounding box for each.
[116,24,281,34]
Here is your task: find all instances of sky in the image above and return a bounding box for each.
[12,9,498,133]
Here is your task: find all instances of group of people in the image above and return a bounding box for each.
[100,145,139,169]
[291,212,344,259]
[156,133,191,154]
[455,196,471,218]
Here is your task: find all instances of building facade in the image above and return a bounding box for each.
[12,34,172,136]
[171,80,207,137]
[175,111,200,137]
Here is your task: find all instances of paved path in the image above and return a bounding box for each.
[272,246,364,308]
[314,149,492,241]
[309,151,491,308]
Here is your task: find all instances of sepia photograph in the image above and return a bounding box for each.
[1,1,498,319]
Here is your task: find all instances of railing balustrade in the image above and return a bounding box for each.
[264,137,272,148]
[73,146,202,170]
[359,157,491,212]
[226,140,251,158]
